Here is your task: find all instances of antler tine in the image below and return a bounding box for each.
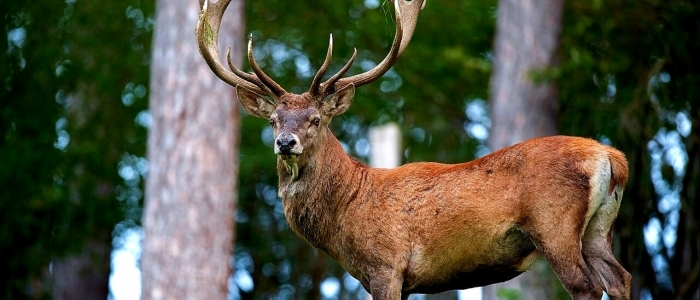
[311,35,359,97]
[308,34,335,96]
[225,45,281,99]
[247,34,288,97]
[334,0,425,90]
[319,48,358,95]
[196,0,270,96]
[308,35,337,96]
[396,0,426,56]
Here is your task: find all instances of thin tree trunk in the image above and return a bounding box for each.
[141,0,243,299]
[483,0,563,299]
[51,236,111,300]
[487,0,561,149]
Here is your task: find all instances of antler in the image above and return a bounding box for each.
[196,0,286,99]
[308,35,358,97]
[310,0,426,96]
[197,0,424,99]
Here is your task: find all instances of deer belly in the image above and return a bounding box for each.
[402,226,539,293]
[404,262,528,294]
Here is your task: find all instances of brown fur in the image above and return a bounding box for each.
[269,118,632,299]
[231,79,633,300]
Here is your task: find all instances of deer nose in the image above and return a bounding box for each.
[275,133,298,155]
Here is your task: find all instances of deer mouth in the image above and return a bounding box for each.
[279,154,300,180]
[274,143,303,158]
[279,153,299,160]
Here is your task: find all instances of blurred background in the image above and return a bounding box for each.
[1,0,697,299]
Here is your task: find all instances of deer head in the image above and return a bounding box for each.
[196,0,424,179]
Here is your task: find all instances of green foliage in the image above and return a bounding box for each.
[2,1,73,297]
[495,288,522,300]
[1,0,153,297]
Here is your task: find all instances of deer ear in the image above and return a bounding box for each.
[236,86,276,118]
[322,84,355,116]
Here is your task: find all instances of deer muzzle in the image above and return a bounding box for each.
[274,132,303,157]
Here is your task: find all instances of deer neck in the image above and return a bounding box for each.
[275,130,368,256]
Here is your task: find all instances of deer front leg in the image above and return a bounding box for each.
[369,270,405,300]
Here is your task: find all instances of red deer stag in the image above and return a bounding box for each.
[196,0,632,299]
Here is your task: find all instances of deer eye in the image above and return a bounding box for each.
[311,117,320,126]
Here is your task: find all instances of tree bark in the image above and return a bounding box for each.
[50,237,111,300]
[141,0,243,299]
[487,0,561,149]
[483,0,564,299]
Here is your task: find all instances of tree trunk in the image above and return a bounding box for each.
[51,237,111,300]
[369,123,402,169]
[141,0,243,299]
[483,0,564,299]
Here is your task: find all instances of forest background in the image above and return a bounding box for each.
[1,0,698,299]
